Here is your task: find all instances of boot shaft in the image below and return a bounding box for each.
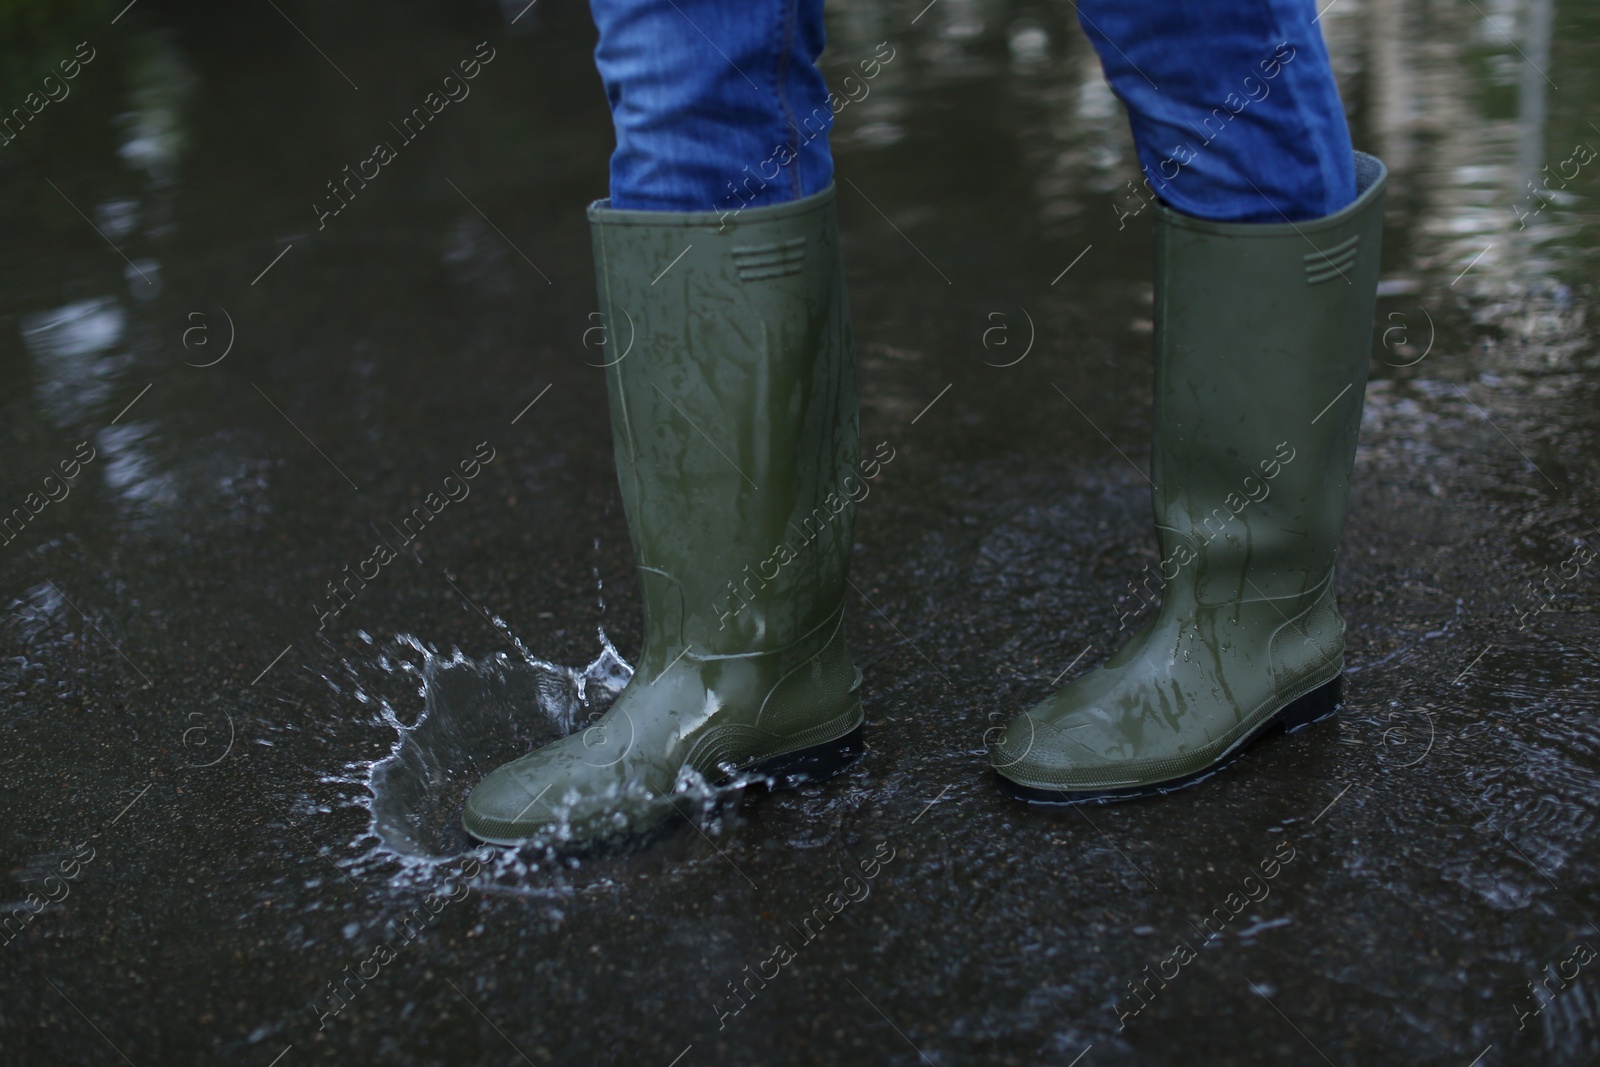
[1150,153,1387,610]
[588,186,859,662]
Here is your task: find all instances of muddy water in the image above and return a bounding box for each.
[3,0,1600,1064]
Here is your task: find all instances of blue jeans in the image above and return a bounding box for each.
[588,0,1353,223]
[1075,0,1354,221]
[589,0,834,215]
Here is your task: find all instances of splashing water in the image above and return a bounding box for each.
[339,624,746,892]
[347,617,632,864]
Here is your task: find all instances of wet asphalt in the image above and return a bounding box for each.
[3,0,1600,1064]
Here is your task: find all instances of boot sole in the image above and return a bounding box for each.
[997,676,1343,806]
[735,723,868,791]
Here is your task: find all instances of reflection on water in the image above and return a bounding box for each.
[20,297,129,428]
[1326,0,1596,289]
[1517,0,1555,188]
[94,421,176,507]
[116,32,193,186]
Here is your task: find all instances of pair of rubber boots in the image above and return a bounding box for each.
[462,153,1388,847]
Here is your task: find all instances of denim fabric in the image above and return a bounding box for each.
[589,0,833,214]
[1074,0,1356,222]
[588,0,1355,223]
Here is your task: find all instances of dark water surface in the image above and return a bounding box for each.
[4,0,1600,1064]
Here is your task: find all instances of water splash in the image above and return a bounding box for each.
[348,622,631,864]
[314,603,802,894]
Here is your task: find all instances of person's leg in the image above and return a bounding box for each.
[590,0,834,215]
[465,0,866,846]
[991,2,1387,800]
[1075,0,1355,222]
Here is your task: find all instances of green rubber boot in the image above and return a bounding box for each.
[992,153,1388,801]
[464,185,867,846]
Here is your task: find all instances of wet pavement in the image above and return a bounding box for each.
[4,0,1600,1064]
